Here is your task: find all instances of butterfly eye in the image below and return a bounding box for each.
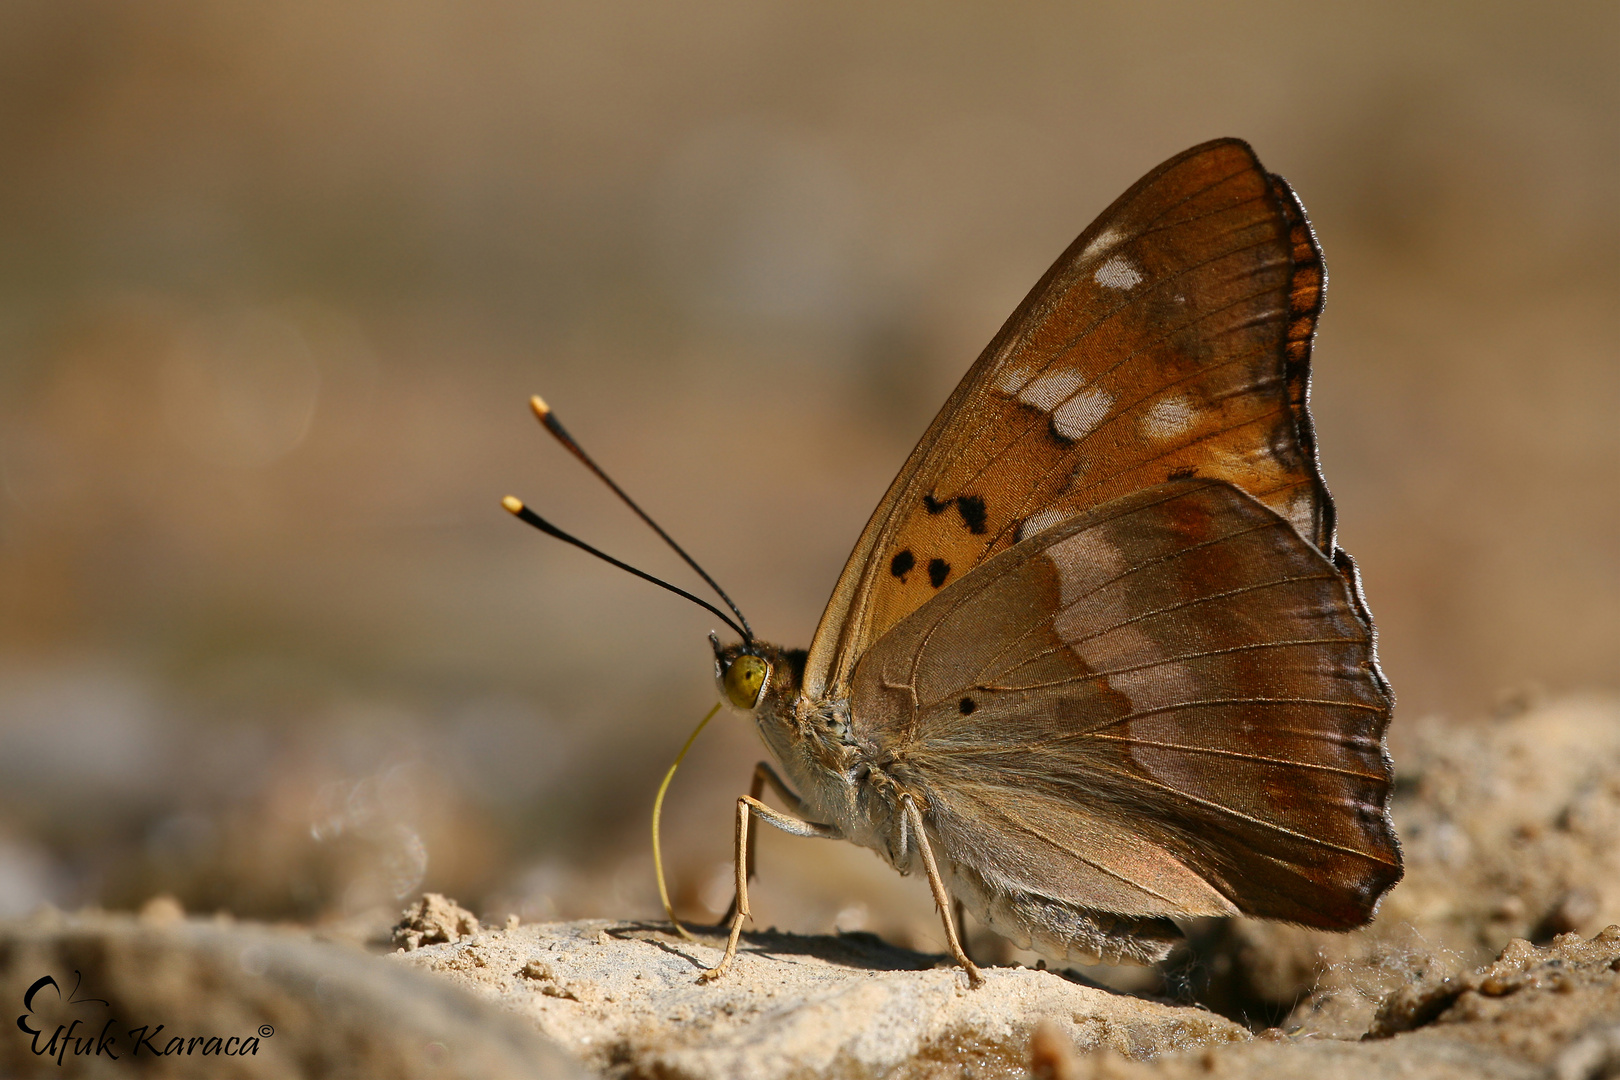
[723,655,769,709]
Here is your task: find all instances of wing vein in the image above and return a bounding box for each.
[953,790,1185,903]
[1075,734,1388,781]
[989,567,1340,687]
[1079,763,1399,865]
[1072,405,1294,498]
[923,696,1385,749]
[1058,571,1343,650]
[989,636,1372,693]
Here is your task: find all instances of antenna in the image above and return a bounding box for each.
[501,497,750,642]
[526,394,754,643]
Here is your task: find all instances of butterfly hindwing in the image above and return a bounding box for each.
[806,139,1336,702]
[847,480,1399,933]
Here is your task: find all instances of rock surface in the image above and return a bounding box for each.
[0,905,584,1079]
[1032,929,1620,1079]
[392,916,1245,1079]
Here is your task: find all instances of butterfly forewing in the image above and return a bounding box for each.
[806,139,1335,702]
[848,480,1398,930]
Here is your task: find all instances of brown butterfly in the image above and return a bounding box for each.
[509,137,1401,986]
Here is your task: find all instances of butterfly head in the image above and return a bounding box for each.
[710,634,804,717]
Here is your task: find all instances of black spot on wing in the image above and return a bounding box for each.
[956,495,988,534]
[927,558,950,588]
[1168,465,1197,480]
[889,550,915,582]
[958,697,976,715]
[920,493,989,535]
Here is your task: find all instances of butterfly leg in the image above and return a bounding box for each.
[952,897,977,967]
[700,795,841,983]
[902,795,984,988]
[716,762,807,927]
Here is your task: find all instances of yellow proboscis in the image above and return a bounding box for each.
[652,701,722,940]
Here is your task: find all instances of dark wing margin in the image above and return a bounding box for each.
[1271,171,1335,555]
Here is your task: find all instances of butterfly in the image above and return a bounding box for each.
[509,137,1401,986]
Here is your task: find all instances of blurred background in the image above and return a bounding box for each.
[0,1,1614,960]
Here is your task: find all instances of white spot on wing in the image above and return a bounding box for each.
[1048,521,1178,713]
[1052,389,1113,440]
[1094,255,1143,290]
[1080,228,1125,263]
[1285,489,1316,537]
[994,360,1035,395]
[1141,397,1196,440]
[1017,368,1087,412]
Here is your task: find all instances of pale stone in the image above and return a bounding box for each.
[393,919,1247,1079]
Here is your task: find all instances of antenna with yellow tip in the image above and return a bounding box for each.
[525,394,753,644]
[500,496,749,641]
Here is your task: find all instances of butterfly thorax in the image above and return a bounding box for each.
[715,640,919,871]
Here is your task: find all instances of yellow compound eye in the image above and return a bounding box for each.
[723,655,769,709]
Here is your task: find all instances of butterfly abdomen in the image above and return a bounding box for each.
[946,854,1184,966]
